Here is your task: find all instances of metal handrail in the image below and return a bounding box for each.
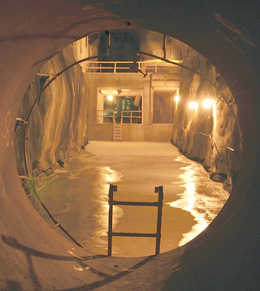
[121,110,143,124]
[97,110,143,124]
[83,59,181,74]
[87,61,141,73]
[97,110,115,123]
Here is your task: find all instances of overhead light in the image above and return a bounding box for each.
[202,98,213,109]
[227,147,235,152]
[188,101,198,110]
[100,89,118,95]
[107,95,114,101]
[174,95,180,102]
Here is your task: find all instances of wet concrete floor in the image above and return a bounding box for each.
[37,142,229,257]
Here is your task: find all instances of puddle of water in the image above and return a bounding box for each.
[37,157,124,255]
[36,145,229,256]
[167,155,229,246]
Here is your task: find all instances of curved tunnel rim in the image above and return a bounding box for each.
[2,1,259,289]
[18,31,243,254]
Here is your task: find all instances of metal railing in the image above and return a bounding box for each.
[97,110,115,123]
[85,61,141,73]
[83,59,181,74]
[97,110,143,124]
[121,110,143,124]
[108,184,163,256]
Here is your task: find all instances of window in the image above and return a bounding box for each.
[153,90,173,123]
[103,96,142,123]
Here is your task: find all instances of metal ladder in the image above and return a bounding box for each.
[113,123,122,142]
[107,184,163,256]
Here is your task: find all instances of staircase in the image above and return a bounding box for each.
[113,123,122,142]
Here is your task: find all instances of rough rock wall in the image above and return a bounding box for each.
[15,29,242,188]
[172,44,242,188]
[15,45,88,176]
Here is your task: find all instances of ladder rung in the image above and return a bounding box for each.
[112,232,157,237]
[113,201,159,207]
[108,184,163,256]
[113,123,122,141]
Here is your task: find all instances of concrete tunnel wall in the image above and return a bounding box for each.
[0,1,259,290]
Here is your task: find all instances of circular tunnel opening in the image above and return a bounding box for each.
[1,2,259,290]
[14,29,242,257]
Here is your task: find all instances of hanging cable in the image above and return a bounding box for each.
[17,48,241,247]
[27,49,240,142]
[15,76,83,249]
[163,34,167,59]
[105,30,111,55]
[26,178,83,248]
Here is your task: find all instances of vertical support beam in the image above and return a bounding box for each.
[143,75,151,126]
[108,184,117,256]
[149,74,153,125]
[155,186,163,255]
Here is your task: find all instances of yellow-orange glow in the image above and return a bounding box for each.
[174,95,180,102]
[107,95,114,101]
[168,180,208,245]
[202,98,213,109]
[213,101,217,120]
[94,166,124,245]
[188,101,198,110]
[100,89,118,95]
[167,156,221,246]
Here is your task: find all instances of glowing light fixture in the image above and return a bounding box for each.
[174,95,180,102]
[202,98,213,109]
[188,101,198,110]
[107,95,114,101]
[100,89,118,95]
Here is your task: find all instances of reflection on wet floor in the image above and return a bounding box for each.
[167,155,229,246]
[36,142,229,257]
